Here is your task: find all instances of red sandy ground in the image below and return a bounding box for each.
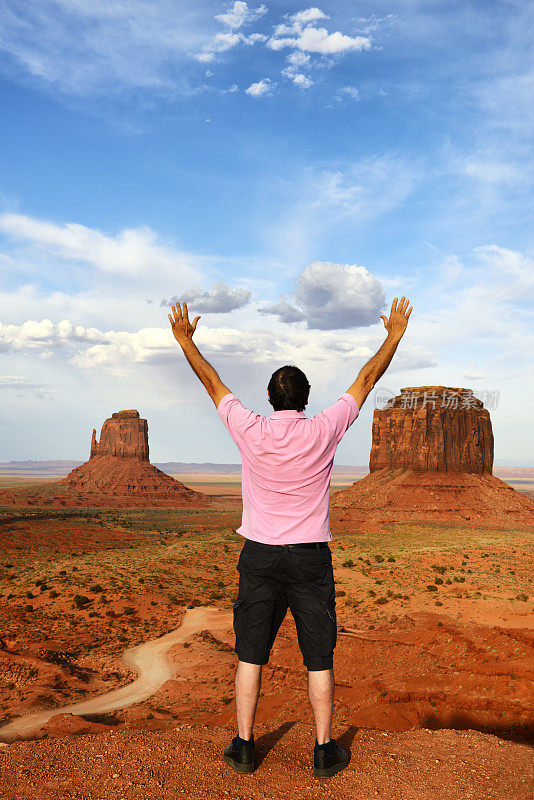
[0,483,533,798]
[0,459,209,508]
[1,722,533,800]
[331,468,534,528]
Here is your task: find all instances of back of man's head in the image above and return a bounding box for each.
[268,365,310,412]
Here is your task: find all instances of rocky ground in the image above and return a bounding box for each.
[0,488,533,797]
[1,721,533,800]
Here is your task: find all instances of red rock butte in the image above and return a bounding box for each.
[0,410,208,508]
[332,386,534,527]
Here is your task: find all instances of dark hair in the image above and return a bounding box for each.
[268,365,310,412]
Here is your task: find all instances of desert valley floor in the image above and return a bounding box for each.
[0,473,533,799]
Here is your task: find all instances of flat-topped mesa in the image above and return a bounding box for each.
[331,384,534,526]
[90,409,149,461]
[370,386,493,474]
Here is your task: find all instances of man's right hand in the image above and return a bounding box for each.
[380,296,412,340]
[346,295,413,410]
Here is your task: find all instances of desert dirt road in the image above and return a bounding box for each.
[0,606,232,742]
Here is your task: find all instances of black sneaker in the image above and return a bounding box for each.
[223,736,255,774]
[313,739,349,778]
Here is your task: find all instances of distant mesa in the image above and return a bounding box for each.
[89,409,149,461]
[0,409,208,509]
[332,386,534,527]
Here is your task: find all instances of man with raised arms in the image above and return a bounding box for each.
[169,296,412,778]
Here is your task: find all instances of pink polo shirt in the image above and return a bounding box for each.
[217,392,359,544]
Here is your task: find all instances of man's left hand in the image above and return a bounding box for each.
[168,301,201,345]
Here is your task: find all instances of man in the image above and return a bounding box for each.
[169,296,412,778]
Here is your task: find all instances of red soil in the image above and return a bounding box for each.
[1,721,533,800]
[0,459,209,508]
[331,468,534,527]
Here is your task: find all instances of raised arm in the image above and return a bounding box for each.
[168,301,231,407]
[346,296,413,409]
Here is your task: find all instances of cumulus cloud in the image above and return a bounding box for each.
[0,315,435,380]
[268,7,371,54]
[291,8,329,26]
[0,213,199,282]
[246,78,274,96]
[197,4,371,88]
[215,2,267,30]
[72,322,435,375]
[259,261,386,330]
[291,73,313,89]
[161,282,252,313]
[0,319,109,357]
[197,1,267,62]
[282,50,313,87]
[0,1,374,98]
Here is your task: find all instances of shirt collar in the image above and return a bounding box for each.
[269,409,307,419]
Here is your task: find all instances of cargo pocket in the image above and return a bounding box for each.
[233,597,246,653]
[327,604,337,649]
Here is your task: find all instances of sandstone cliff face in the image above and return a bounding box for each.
[370,386,493,474]
[0,409,207,508]
[55,409,206,506]
[332,385,534,527]
[90,410,149,461]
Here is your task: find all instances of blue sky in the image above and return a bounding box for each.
[0,1,533,464]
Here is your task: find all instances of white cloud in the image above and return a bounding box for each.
[282,49,313,87]
[215,2,267,30]
[335,86,359,101]
[265,156,421,262]
[259,261,387,330]
[287,50,311,67]
[245,78,273,97]
[292,8,329,27]
[161,282,252,313]
[0,374,53,399]
[462,370,484,380]
[282,65,313,88]
[197,2,267,62]
[292,73,313,89]
[72,322,435,377]
[0,2,374,98]
[203,30,266,57]
[278,27,370,55]
[0,319,109,353]
[473,245,534,282]
[0,213,199,282]
[268,10,371,55]
[0,1,209,94]
[0,313,435,382]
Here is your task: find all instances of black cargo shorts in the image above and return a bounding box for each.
[232,537,337,671]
